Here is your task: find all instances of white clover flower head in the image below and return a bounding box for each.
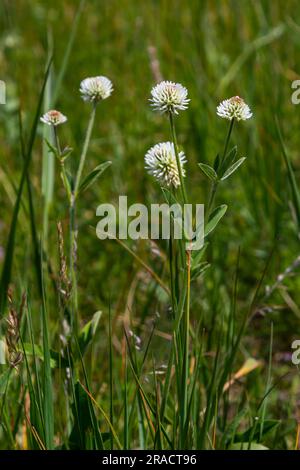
[145,141,186,188]
[79,76,113,102]
[216,96,252,121]
[40,109,67,126]
[150,80,190,115]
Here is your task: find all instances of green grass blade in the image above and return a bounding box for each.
[276,116,300,231]
[0,59,52,313]
[52,0,86,104]
[41,252,54,449]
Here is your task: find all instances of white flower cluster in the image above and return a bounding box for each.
[79,76,113,102]
[40,110,67,126]
[216,96,252,121]
[145,142,186,188]
[150,80,189,115]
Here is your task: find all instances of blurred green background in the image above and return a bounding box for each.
[0,0,300,448]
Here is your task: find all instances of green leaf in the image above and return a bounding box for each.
[191,242,208,269]
[66,169,75,190]
[61,146,73,160]
[225,145,238,164]
[205,204,227,236]
[45,137,59,158]
[213,153,220,172]
[78,311,102,355]
[42,57,54,211]
[161,187,180,206]
[68,381,100,450]
[191,262,210,281]
[191,243,210,280]
[220,145,238,174]
[78,161,112,195]
[221,157,246,180]
[198,163,218,181]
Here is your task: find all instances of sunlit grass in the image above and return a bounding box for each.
[0,0,300,451]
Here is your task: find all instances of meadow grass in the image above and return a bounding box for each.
[0,0,300,450]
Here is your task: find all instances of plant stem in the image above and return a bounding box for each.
[169,112,188,205]
[220,117,234,170]
[169,188,177,314]
[54,126,71,202]
[53,126,61,155]
[168,114,192,445]
[206,180,218,218]
[206,118,235,219]
[69,103,97,336]
[74,102,97,199]
[60,161,71,202]
[180,248,191,448]
[69,197,78,336]
[53,125,79,335]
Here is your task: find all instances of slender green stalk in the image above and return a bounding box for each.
[68,103,97,336]
[160,199,177,433]
[206,180,218,216]
[259,321,273,442]
[74,103,97,199]
[53,125,76,341]
[220,118,235,169]
[168,188,178,314]
[168,115,193,446]
[124,349,129,449]
[53,126,61,155]
[109,303,114,450]
[169,112,188,205]
[41,255,54,449]
[69,198,78,335]
[206,118,235,218]
[180,248,191,448]
[53,126,71,202]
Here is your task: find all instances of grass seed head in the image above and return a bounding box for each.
[5,290,25,369]
[57,221,72,307]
